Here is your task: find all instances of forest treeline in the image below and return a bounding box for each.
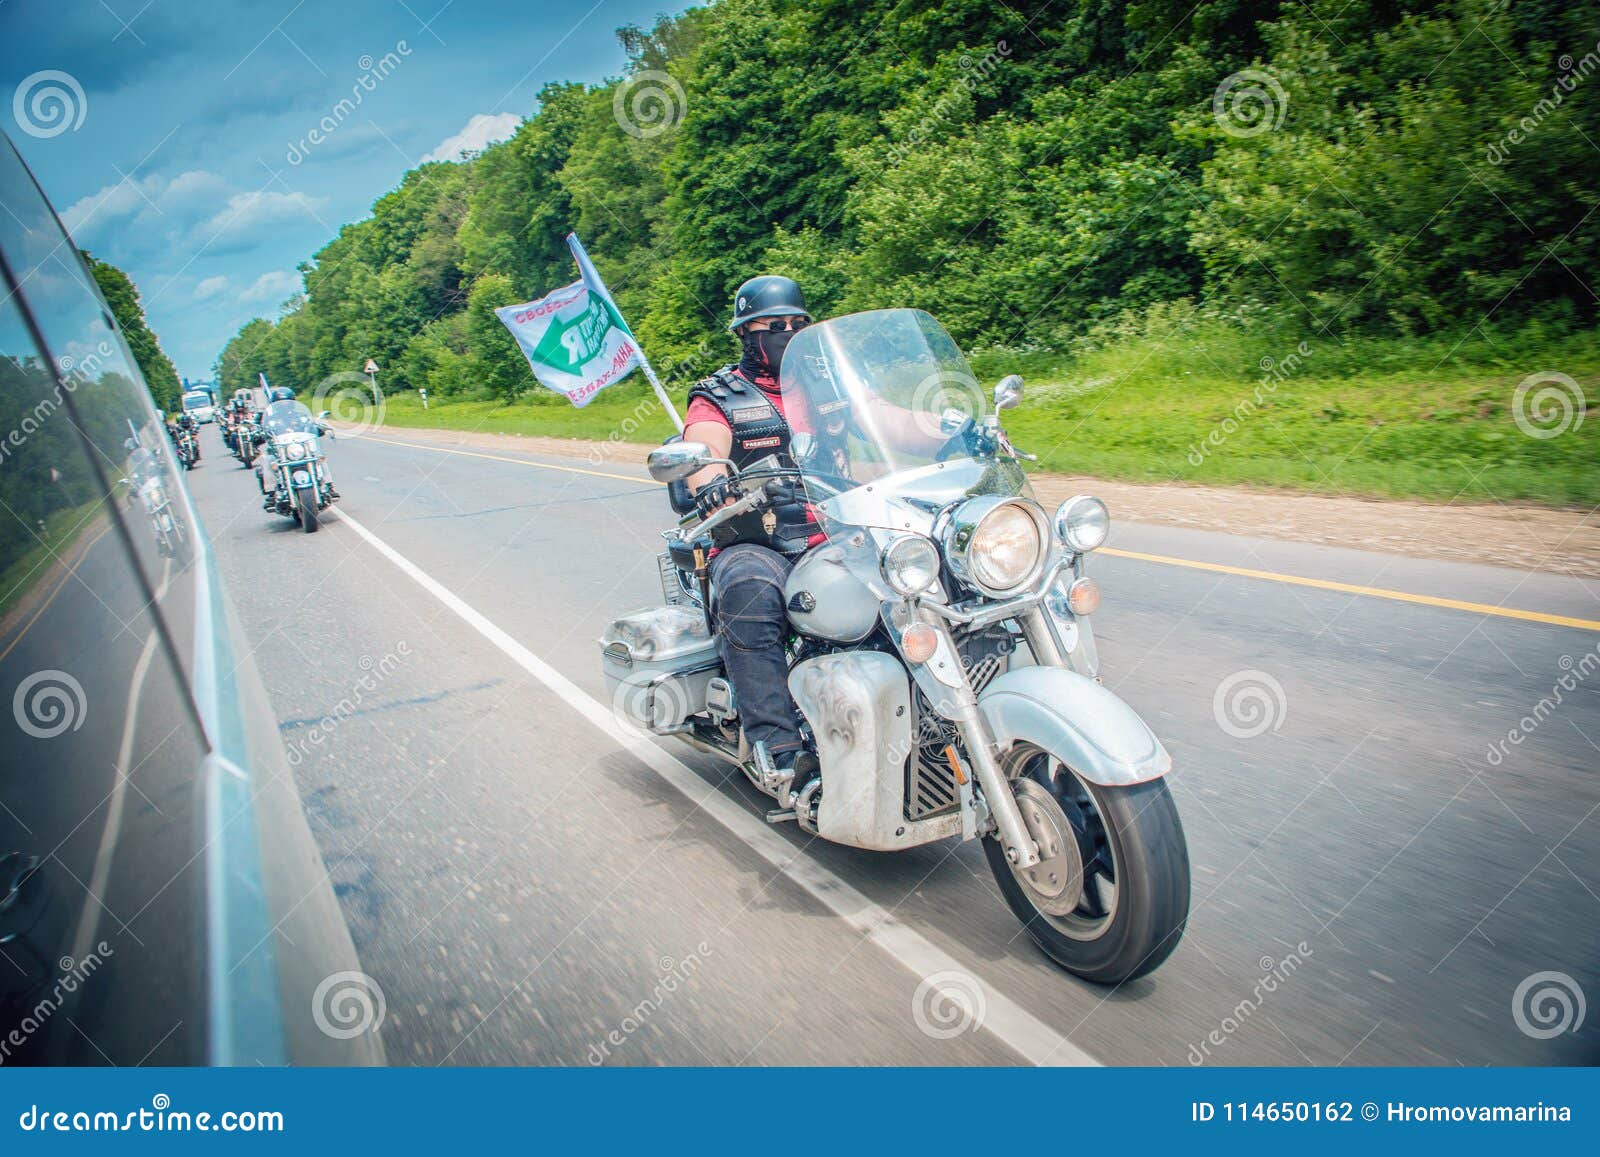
[216,0,1600,402]
[87,253,182,413]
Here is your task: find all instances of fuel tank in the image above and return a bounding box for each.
[783,544,879,643]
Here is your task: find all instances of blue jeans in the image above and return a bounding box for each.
[710,543,802,759]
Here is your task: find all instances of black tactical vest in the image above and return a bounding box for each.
[687,367,792,470]
[686,367,812,553]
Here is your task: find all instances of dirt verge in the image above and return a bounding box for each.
[352,425,1600,579]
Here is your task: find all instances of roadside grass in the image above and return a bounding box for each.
[367,320,1600,507]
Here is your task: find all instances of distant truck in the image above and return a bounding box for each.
[180,387,216,423]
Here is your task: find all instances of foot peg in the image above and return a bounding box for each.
[765,808,797,824]
[751,741,794,804]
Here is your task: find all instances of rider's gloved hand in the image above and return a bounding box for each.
[693,476,738,519]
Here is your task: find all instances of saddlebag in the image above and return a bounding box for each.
[600,606,722,732]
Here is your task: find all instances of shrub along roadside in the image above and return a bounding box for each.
[359,317,1600,508]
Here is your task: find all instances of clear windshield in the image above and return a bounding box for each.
[262,400,317,436]
[776,309,1028,532]
[778,309,988,492]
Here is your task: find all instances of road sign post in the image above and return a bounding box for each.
[364,358,380,408]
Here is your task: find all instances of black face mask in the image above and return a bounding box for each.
[739,327,796,381]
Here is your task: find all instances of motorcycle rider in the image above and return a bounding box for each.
[683,276,821,791]
[255,385,334,497]
[176,409,201,462]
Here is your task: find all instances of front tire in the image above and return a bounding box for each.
[984,743,1189,984]
[296,485,319,533]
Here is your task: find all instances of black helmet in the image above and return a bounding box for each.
[269,386,296,402]
[728,275,807,332]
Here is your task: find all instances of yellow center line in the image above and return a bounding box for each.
[1100,546,1600,632]
[354,430,1600,633]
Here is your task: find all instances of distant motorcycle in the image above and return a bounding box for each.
[224,407,257,465]
[252,399,337,533]
[172,414,201,471]
[606,309,1190,984]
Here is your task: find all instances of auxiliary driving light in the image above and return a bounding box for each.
[880,535,941,596]
[1055,494,1109,554]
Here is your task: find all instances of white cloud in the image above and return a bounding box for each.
[195,275,229,300]
[420,112,520,164]
[239,269,301,304]
[59,170,326,258]
[196,190,325,248]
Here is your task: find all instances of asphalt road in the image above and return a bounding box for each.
[184,422,1600,1067]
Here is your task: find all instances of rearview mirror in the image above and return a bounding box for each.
[317,410,332,420]
[994,374,1024,411]
[647,441,712,483]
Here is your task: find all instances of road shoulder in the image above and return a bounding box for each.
[338,423,1600,579]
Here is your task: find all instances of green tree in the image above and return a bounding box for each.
[84,253,182,411]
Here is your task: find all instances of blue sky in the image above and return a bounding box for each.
[1,0,686,381]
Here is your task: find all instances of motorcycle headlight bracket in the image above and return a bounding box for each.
[943,497,1049,598]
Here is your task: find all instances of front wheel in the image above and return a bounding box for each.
[984,742,1189,984]
[296,485,319,533]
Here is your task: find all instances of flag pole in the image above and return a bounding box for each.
[567,233,684,433]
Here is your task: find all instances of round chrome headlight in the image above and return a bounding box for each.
[285,441,307,460]
[1056,494,1109,554]
[880,535,940,596]
[944,497,1048,597]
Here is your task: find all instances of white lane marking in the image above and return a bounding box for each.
[329,507,1098,1067]
[69,628,161,966]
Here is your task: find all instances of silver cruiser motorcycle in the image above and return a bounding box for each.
[602,309,1189,983]
[252,399,337,533]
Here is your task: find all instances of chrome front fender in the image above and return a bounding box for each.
[977,665,1171,786]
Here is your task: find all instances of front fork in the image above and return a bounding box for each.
[897,605,1041,870]
[903,592,1096,871]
